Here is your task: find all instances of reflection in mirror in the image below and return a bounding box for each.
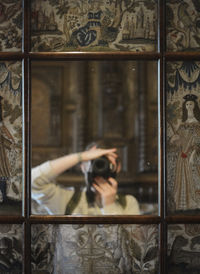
[31,60,158,216]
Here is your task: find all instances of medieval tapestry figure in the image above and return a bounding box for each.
[170,94,200,211]
[0,61,22,214]
[167,61,200,213]
[0,96,15,203]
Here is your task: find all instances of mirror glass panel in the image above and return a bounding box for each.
[31,60,158,215]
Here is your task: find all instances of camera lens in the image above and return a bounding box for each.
[95,159,106,169]
[92,157,109,174]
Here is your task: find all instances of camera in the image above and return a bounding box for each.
[87,156,117,186]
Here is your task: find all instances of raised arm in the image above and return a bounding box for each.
[49,147,117,177]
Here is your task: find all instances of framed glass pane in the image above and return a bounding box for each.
[32,224,159,273]
[0,61,22,215]
[31,60,158,216]
[31,0,158,52]
[0,1,22,52]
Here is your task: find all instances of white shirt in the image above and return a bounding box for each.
[31,161,140,215]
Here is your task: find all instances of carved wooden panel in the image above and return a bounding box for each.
[166,61,200,214]
[86,61,158,180]
[31,64,62,147]
[0,61,22,215]
[31,224,159,274]
[0,224,23,273]
[31,61,87,167]
[0,1,22,52]
[168,224,200,273]
[31,0,157,52]
[166,0,200,52]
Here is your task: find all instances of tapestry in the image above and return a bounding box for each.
[0,224,23,273]
[31,224,159,274]
[168,224,200,273]
[0,61,22,209]
[0,1,22,52]
[166,0,200,52]
[31,0,157,52]
[166,61,200,214]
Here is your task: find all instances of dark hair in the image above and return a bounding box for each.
[85,140,111,150]
[85,140,120,206]
[182,100,200,122]
[85,140,107,206]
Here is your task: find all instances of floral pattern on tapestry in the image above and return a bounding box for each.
[166,0,200,52]
[166,61,200,214]
[31,224,159,274]
[0,1,22,52]
[168,224,200,274]
[31,224,55,274]
[0,61,22,206]
[31,0,157,52]
[0,224,23,273]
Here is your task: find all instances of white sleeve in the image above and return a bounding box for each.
[31,161,74,215]
[122,195,140,215]
[102,195,140,215]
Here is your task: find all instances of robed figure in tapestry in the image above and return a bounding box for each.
[0,96,15,203]
[170,94,200,211]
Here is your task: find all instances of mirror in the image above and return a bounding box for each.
[31,60,158,215]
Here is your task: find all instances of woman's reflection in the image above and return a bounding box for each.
[31,143,140,215]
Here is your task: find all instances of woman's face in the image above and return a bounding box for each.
[186,101,195,111]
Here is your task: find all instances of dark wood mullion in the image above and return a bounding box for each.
[166,216,200,223]
[23,0,31,53]
[29,52,161,61]
[23,1,29,219]
[23,57,31,274]
[157,0,161,53]
[0,53,25,60]
[159,0,166,274]
[29,215,161,224]
[165,52,200,60]
[162,57,167,274]
[23,57,30,223]
[23,0,31,273]
[0,216,24,223]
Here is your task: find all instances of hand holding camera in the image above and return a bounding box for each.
[82,147,120,207]
[93,176,118,207]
